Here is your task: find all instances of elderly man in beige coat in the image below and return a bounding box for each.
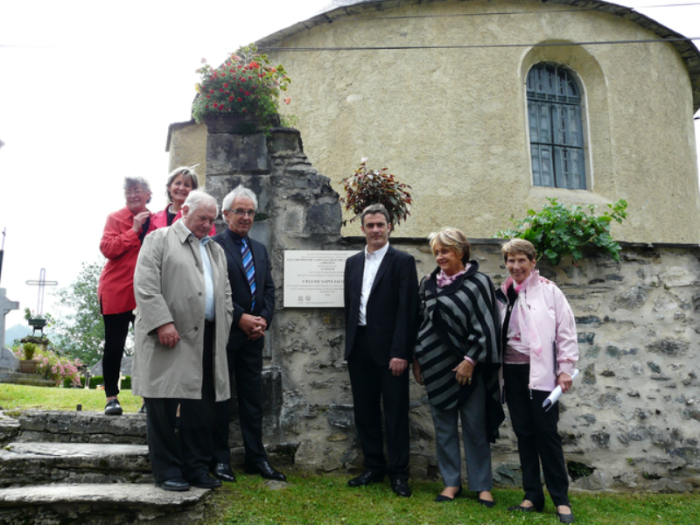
[133,190,233,492]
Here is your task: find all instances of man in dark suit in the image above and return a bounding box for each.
[343,203,419,497]
[210,185,286,483]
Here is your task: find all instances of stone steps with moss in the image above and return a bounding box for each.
[0,442,153,487]
[0,483,211,525]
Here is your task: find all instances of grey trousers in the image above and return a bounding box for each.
[430,374,493,491]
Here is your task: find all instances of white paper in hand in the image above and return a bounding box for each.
[542,369,580,412]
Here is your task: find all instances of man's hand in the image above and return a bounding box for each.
[156,323,180,348]
[389,358,407,376]
[557,372,573,393]
[453,360,475,386]
[412,359,424,385]
[132,211,150,233]
[239,314,267,341]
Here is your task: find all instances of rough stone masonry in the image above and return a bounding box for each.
[206,126,700,492]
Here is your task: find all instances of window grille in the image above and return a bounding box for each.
[527,63,586,189]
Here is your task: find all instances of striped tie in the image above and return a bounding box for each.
[241,238,256,310]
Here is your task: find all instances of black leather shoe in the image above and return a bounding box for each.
[557,508,575,523]
[348,470,385,487]
[391,479,412,498]
[156,477,190,492]
[104,399,123,416]
[508,500,544,512]
[188,474,222,489]
[211,463,236,483]
[435,485,462,502]
[245,460,287,481]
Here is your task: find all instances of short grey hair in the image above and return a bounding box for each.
[360,203,390,226]
[165,165,199,203]
[124,177,152,203]
[222,185,258,212]
[184,190,218,216]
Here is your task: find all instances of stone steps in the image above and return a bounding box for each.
[0,442,153,487]
[0,483,211,525]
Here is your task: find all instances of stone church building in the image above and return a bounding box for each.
[163,1,700,491]
[168,0,700,243]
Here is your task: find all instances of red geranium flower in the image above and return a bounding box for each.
[244,91,250,96]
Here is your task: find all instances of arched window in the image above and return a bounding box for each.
[527,63,586,189]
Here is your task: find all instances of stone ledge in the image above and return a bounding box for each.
[0,483,211,525]
[0,483,208,507]
[0,443,152,487]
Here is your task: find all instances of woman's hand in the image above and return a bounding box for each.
[557,372,573,393]
[412,359,424,385]
[453,359,474,386]
[132,211,151,233]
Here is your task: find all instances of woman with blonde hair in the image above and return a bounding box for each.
[413,227,503,506]
[152,166,215,236]
[498,238,578,524]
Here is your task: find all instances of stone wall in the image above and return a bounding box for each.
[207,126,700,492]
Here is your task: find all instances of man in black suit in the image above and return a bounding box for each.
[210,185,286,483]
[343,203,419,497]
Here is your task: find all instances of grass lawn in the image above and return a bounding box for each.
[203,473,700,524]
[2,384,698,524]
[0,383,142,414]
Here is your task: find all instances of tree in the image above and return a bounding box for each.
[52,260,107,366]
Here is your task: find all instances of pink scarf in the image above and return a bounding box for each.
[436,264,470,288]
[512,272,544,357]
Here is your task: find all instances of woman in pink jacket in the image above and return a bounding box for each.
[151,166,216,236]
[497,239,578,524]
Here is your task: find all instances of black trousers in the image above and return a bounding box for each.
[347,327,410,481]
[145,321,217,482]
[212,340,267,465]
[102,310,134,398]
[504,364,570,507]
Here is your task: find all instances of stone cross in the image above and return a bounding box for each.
[0,288,19,350]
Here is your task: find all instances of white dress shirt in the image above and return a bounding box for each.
[359,242,390,326]
[182,224,216,321]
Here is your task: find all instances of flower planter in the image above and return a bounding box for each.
[19,359,38,374]
[204,113,263,134]
[28,318,47,330]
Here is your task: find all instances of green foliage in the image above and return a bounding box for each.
[339,157,413,226]
[22,342,37,360]
[89,375,104,390]
[121,375,131,390]
[192,44,291,131]
[495,198,628,265]
[52,261,106,367]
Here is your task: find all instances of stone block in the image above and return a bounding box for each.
[0,348,18,371]
[646,339,689,357]
[305,202,342,235]
[206,133,269,175]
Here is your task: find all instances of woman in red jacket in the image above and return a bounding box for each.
[151,166,215,236]
[97,177,156,415]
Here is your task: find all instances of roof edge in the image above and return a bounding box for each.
[255,0,700,112]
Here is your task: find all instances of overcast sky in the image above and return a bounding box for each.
[1,0,698,331]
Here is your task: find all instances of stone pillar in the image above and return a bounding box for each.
[205,125,344,458]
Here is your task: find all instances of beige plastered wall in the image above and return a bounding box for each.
[168,123,208,189]
[170,0,700,243]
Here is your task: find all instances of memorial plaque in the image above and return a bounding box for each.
[284,250,359,307]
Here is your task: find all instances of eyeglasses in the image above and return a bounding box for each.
[125,188,144,196]
[228,209,255,217]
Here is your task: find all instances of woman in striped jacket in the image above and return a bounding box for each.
[413,227,504,506]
